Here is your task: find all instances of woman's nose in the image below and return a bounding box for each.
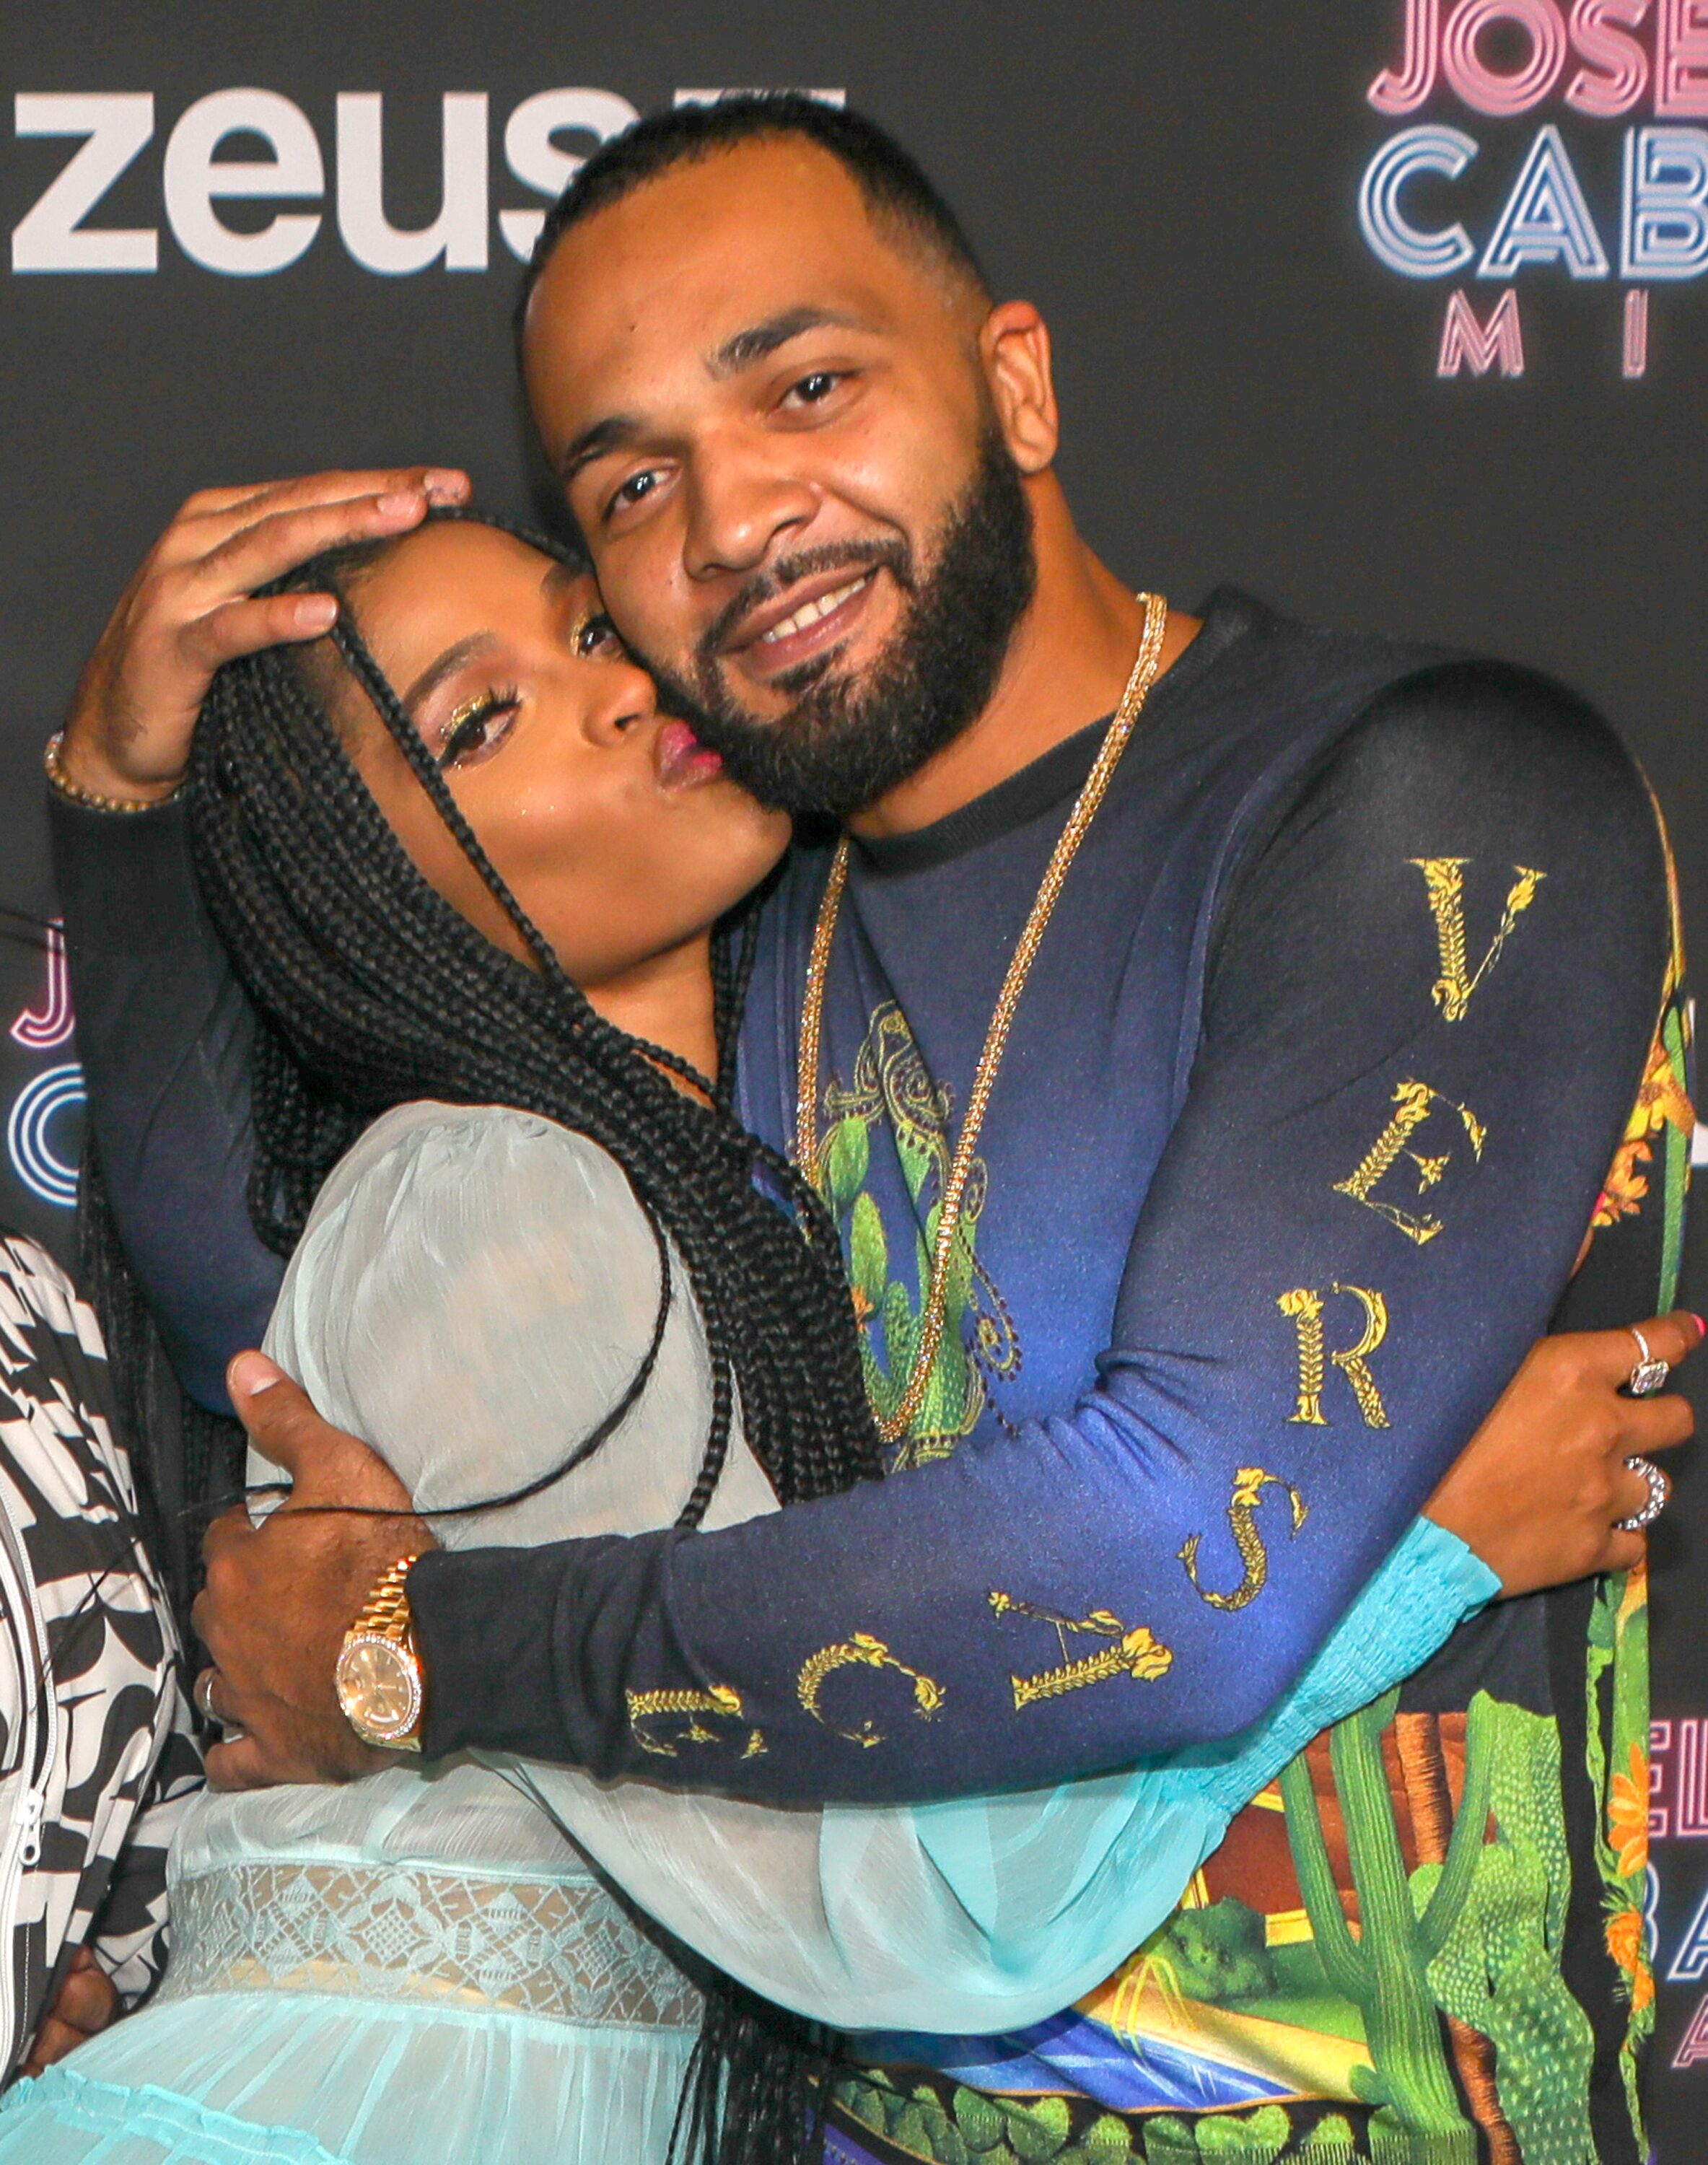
[582,657,659,745]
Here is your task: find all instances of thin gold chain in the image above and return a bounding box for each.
[796,593,1170,1444]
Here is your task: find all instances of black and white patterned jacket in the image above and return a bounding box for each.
[0,1233,201,2081]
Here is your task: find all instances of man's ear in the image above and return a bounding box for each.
[979,302,1059,476]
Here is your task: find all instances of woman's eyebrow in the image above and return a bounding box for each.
[402,631,499,717]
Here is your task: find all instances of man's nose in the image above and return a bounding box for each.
[682,441,817,582]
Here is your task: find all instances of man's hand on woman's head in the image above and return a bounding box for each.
[193,1352,437,1793]
[61,467,471,805]
[1425,1309,1701,1596]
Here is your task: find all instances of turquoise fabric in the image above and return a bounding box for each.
[875,1515,1497,2015]
[0,1107,1497,2163]
[0,1990,694,2165]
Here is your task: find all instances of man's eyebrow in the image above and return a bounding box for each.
[556,413,643,487]
[556,308,869,487]
[402,631,499,717]
[710,305,866,377]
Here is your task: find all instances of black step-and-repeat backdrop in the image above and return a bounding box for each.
[1,1,1704,2147]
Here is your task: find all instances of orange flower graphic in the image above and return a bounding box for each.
[1593,1031,1694,1228]
[1606,1905,1656,2013]
[1608,1741,1650,1880]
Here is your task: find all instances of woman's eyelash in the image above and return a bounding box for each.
[439,688,520,766]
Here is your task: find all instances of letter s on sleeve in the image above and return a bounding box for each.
[12,93,157,273]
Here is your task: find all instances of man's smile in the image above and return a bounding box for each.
[723,567,881,683]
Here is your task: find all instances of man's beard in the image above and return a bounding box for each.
[645,428,1038,821]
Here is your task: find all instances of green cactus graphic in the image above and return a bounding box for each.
[1082,2116,1137,2164]
[1140,2107,1292,2164]
[1660,995,1691,1305]
[1585,1565,1655,2152]
[812,1002,1017,1463]
[1417,1697,1595,2165]
[1278,1688,1486,2164]
[1137,2118,1194,2165]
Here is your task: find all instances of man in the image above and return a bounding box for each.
[52,98,1695,2164]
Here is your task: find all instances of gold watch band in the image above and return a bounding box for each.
[351,1554,420,1644]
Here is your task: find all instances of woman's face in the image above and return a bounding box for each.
[330,521,792,993]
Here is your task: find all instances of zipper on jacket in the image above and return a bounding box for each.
[0,1486,58,2074]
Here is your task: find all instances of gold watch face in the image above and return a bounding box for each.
[335,1634,422,1746]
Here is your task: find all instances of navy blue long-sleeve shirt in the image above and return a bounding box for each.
[58,586,1689,2160]
[55,592,1670,1811]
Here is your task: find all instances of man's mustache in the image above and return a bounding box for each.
[696,540,916,667]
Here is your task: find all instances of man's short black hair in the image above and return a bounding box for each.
[516,94,992,344]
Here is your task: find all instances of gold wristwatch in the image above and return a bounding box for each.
[334,1555,425,1751]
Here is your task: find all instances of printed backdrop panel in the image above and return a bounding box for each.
[1,1,1704,2148]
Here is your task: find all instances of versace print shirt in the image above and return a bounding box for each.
[55,585,1684,2161]
[407,587,1684,2165]
[409,592,1671,1806]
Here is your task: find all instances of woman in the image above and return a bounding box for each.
[0,1223,199,2086]
[0,512,1572,2163]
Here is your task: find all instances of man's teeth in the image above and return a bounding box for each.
[758,574,871,644]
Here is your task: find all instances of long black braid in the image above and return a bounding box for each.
[85,507,883,2165]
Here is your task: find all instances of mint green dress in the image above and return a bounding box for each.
[0,1104,1495,2164]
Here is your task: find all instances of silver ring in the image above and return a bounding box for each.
[1628,1326,1670,1397]
[195,1668,219,1724]
[1616,1454,1671,1531]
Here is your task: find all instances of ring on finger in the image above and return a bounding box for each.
[195,1668,246,1738]
[1627,1325,1670,1397]
[1616,1453,1671,1532]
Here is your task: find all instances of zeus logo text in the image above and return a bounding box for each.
[9,87,844,276]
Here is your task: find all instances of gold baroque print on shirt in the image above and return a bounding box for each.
[1333,1080,1486,1245]
[626,1684,766,1759]
[1178,1466,1309,1611]
[1409,857,1546,1022]
[987,1590,1174,1710]
[813,1000,1020,1467]
[796,1633,946,1748]
[1278,1284,1392,1428]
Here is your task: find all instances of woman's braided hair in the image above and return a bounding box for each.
[99,507,885,2165]
[190,507,883,1533]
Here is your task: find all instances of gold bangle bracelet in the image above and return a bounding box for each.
[44,732,181,815]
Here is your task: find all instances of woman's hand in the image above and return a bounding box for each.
[59,466,470,804]
[20,1948,118,2077]
[1426,1310,1700,1595]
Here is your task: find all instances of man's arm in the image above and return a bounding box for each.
[56,792,276,1410]
[399,663,1677,1803]
[54,468,470,1409]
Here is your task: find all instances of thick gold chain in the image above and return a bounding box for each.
[796,593,1170,1444]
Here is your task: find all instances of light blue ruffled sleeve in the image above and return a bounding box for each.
[262,1100,1499,2036]
[862,1517,1497,2030]
[527,1516,1494,2034]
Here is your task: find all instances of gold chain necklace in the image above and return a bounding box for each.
[796,591,1170,1444]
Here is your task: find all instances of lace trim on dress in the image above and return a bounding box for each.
[156,1860,704,2031]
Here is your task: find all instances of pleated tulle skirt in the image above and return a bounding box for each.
[0,1987,698,2165]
